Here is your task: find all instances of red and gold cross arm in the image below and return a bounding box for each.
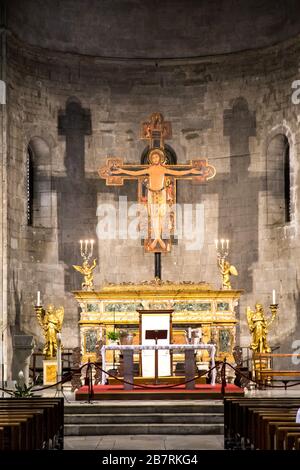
[98,157,216,186]
[98,158,147,186]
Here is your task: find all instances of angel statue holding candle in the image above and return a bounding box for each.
[35,304,64,358]
[73,259,97,291]
[246,303,277,353]
[218,258,238,290]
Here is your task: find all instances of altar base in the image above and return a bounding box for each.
[108,375,206,385]
[75,383,244,401]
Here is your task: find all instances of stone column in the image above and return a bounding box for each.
[123,349,134,390]
[13,335,35,386]
[185,348,196,390]
[0,13,8,385]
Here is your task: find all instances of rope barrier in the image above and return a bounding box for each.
[1,358,300,396]
[92,362,217,389]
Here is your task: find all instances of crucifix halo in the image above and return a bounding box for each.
[148,148,166,165]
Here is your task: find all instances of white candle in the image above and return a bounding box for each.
[226,239,229,249]
[37,291,41,306]
[272,289,276,304]
[188,327,192,339]
[80,240,83,251]
[85,239,88,252]
[215,239,218,249]
[221,239,224,249]
[56,333,62,392]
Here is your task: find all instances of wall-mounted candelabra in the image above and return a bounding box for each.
[215,239,238,290]
[73,239,97,291]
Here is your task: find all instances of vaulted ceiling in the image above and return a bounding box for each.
[6,0,300,59]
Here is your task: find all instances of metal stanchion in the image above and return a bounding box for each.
[221,357,227,395]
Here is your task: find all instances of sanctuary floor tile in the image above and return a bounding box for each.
[64,435,224,450]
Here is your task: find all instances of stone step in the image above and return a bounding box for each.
[65,412,224,425]
[64,423,224,436]
[65,402,224,415]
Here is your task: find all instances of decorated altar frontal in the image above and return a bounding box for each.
[73,280,242,374]
[101,344,217,385]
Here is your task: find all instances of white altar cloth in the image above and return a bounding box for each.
[101,343,216,386]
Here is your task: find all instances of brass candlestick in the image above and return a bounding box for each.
[215,239,238,290]
[73,239,97,291]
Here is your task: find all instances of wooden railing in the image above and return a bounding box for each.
[253,353,300,387]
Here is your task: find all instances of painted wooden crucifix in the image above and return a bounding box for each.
[98,113,216,253]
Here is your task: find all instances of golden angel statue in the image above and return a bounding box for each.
[246,303,277,353]
[73,258,97,291]
[218,258,238,289]
[35,304,64,358]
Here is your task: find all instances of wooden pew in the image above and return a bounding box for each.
[0,427,4,451]
[227,398,299,448]
[0,419,29,450]
[0,403,55,448]
[259,413,298,449]
[247,408,297,449]
[285,432,300,450]
[272,423,300,450]
[0,410,44,449]
[224,397,300,450]
[0,398,64,450]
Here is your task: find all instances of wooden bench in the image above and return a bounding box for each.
[284,431,300,450]
[249,408,298,449]
[225,398,300,446]
[0,398,64,450]
[295,437,300,450]
[224,397,300,450]
[260,413,298,449]
[0,409,44,448]
[0,427,4,451]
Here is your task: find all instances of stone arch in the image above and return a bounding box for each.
[27,136,52,227]
[266,132,293,226]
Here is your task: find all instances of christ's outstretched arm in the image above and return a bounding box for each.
[112,167,149,176]
[165,167,203,176]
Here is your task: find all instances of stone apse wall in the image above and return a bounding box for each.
[4,33,300,377]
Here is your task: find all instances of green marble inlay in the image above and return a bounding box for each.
[104,302,143,312]
[85,329,97,353]
[217,302,230,311]
[173,302,211,312]
[219,329,231,352]
[148,302,172,310]
[86,303,99,312]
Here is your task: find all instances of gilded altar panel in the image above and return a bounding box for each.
[74,281,242,364]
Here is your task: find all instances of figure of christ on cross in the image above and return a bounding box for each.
[99,148,216,253]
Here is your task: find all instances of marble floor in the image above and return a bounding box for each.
[64,434,224,450]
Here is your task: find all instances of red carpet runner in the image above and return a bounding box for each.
[75,383,244,400]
